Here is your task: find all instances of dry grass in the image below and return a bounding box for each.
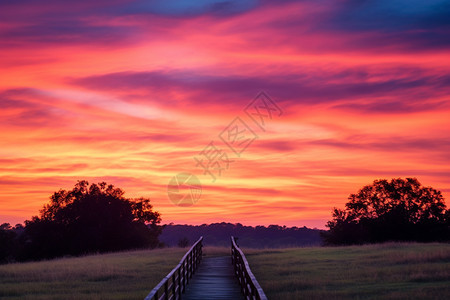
[246,242,450,299]
[0,248,186,300]
[202,246,230,257]
[1,243,449,299]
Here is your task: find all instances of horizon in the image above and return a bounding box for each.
[1,0,450,230]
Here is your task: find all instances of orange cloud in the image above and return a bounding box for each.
[1,0,449,229]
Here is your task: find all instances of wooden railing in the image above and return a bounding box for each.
[231,236,268,300]
[145,236,203,300]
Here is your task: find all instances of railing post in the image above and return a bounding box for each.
[196,244,199,269]
[239,255,245,295]
[164,280,168,300]
[182,262,185,293]
[171,273,176,299]
[193,246,197,272]
[187,253,190,279]
[178,267,182,297]
[190,252,193,277]
[185,258,189,284]
[189,252,192,277]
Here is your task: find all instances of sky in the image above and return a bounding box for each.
[1,0,449,229]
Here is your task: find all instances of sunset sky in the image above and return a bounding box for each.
[1,0,449,229]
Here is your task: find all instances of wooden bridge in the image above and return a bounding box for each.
[145,236,267,300]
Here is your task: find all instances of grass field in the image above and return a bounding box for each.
[1,244,449,299]
[246,243,450,299]
[0,248,188,300]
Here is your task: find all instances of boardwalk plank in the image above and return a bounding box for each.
[183,256,244,300]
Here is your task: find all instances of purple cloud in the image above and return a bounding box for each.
[69,67,450,113]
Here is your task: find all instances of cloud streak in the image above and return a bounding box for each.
[0,0,449,228]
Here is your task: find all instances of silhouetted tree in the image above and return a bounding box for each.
[0,223,16,262]
[322,178,449,245]
[21,181,162,260]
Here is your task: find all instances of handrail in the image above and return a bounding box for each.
[231,236,268,300]
[145,236,203,300]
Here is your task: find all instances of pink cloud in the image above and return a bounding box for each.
[1,0,449,229]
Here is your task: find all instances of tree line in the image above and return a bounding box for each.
[1,177,449,263]
[160,222,323,248]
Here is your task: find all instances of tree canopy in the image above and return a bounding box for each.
[322,178,449,245]
[19,181,162,260]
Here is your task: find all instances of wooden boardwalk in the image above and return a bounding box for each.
[182,256,244,300]
[145,237,266,300]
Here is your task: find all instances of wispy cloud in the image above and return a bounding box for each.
[1,0,449,228]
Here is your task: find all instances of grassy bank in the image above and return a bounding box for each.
[246,243,450,299]
[1,243,449,299]
[0,248,187,300]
